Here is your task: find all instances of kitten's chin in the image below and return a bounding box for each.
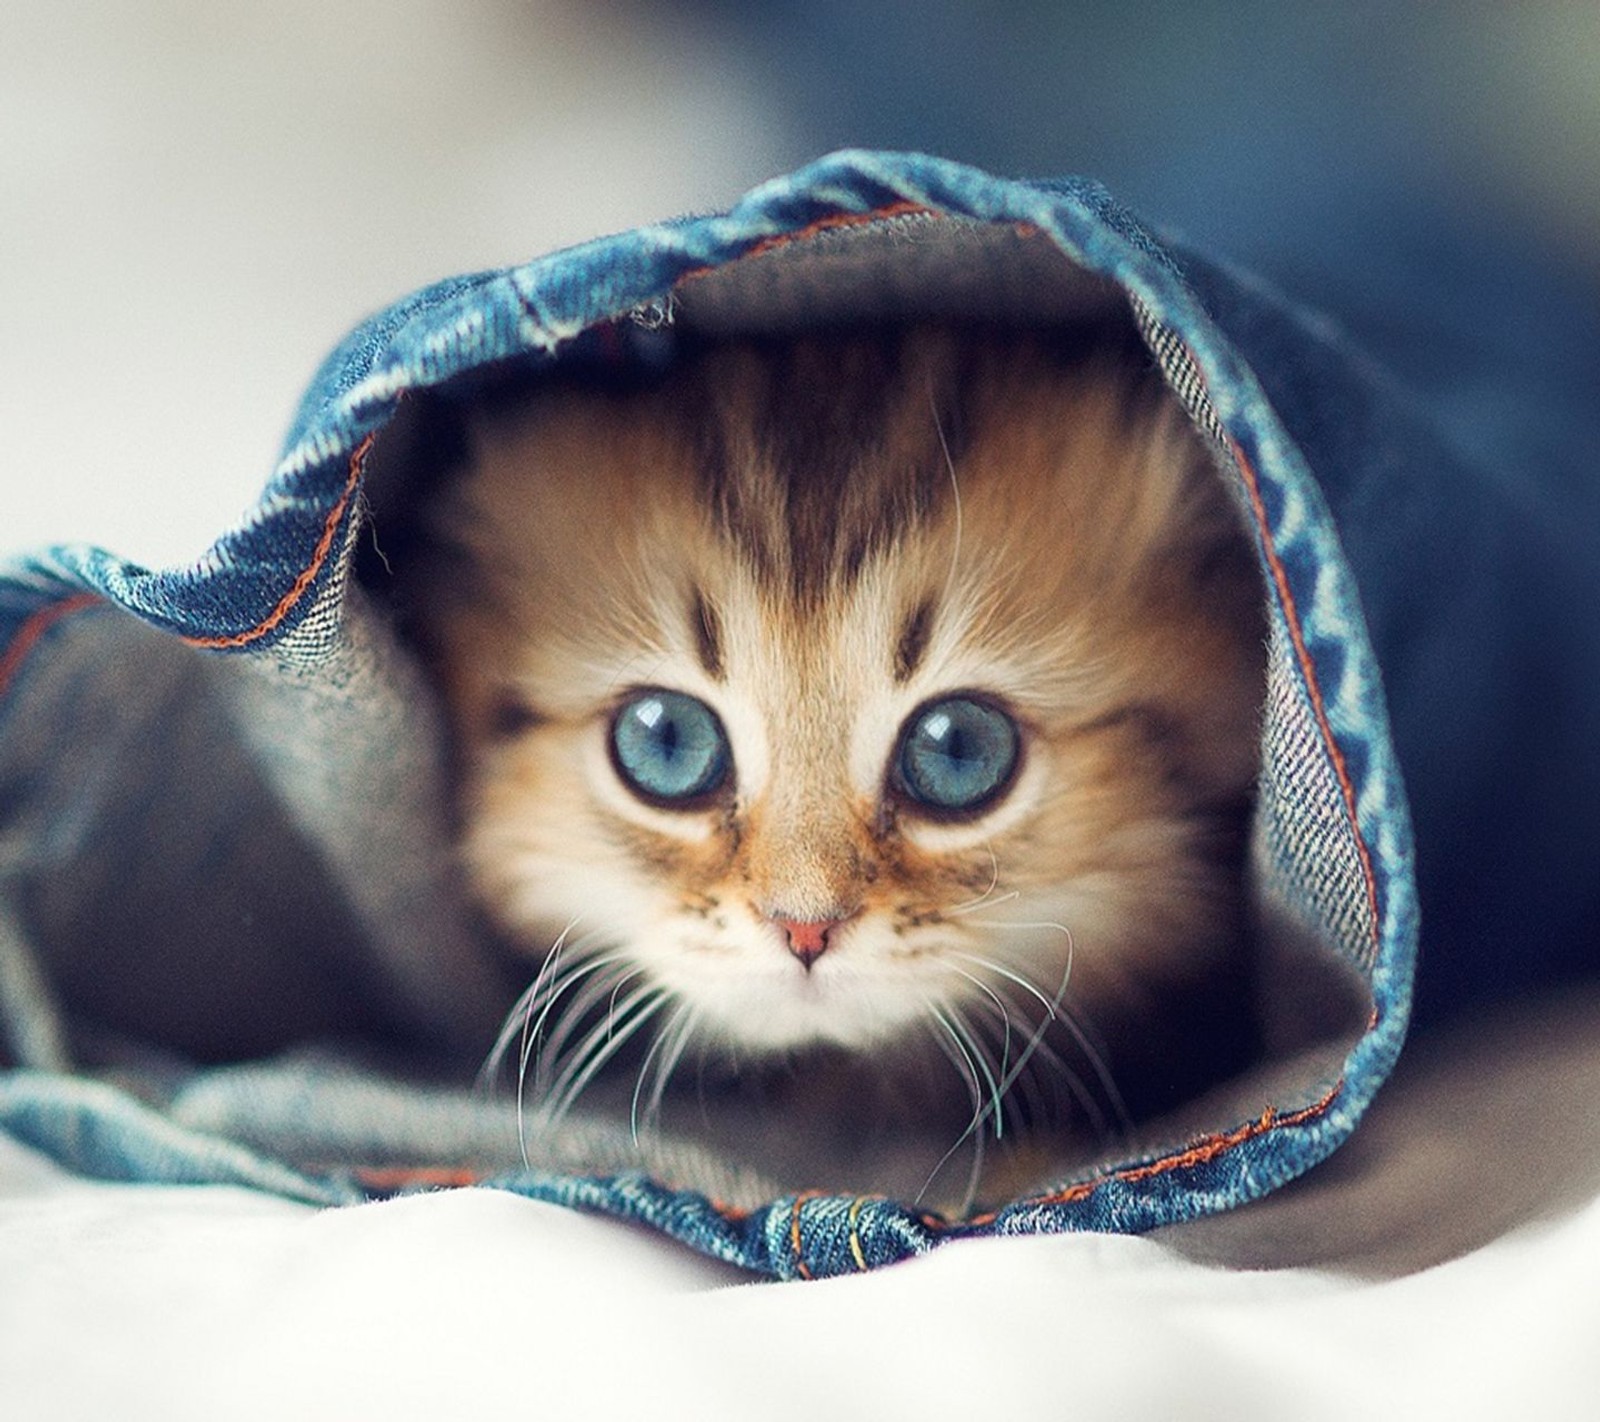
[663,966,931,1056]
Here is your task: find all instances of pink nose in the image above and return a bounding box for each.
[771,917,846,970]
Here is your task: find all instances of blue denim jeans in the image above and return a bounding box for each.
[2,150,1594,1280]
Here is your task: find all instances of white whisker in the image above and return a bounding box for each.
[949,934,1074,1022]
[951,1003,1005,1139]
[918,1003,995,1212]
[532,958,638,1086]
[952,939,1132,1138]
[929,380,964,609]
[646,1006,700,1130]
[1049,1003,1133,1137]
[477,916,584,1089]
[946,965,1014,1116]
[517,950,622,1086]
[947,841,1002,915]
[631,1002,699,1144]
[947,889,1020,918]
[515,962,588,1166]
[537,985,669,1132]
[964,991,1109,1138]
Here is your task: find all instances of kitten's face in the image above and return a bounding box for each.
[412,331,1263,1074]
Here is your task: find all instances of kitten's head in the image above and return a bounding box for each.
[410,330,1264,1076]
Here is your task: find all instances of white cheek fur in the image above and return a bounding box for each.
[642,910,963,1052]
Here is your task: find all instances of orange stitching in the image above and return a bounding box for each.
[670,206,1055,296]
[846,1196,872,1272]
[1122,1090,1333,1184]
[1228,434,1383,944]
[789,1191,821,1280]
[949,1082,1345,1229]
[705,1193,752,1222]
[673,200,938,291]
[0,593,101,701]
[1018,1081,1344,1215]
[350,1165,483,1190]
[739,199,933,263]
[183,433,373,650]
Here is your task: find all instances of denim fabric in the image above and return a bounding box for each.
[3,149,1583,1278]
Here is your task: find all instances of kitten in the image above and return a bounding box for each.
[402,325,1266,1194]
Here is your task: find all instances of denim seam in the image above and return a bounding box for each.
[846,1195,873,1271]
[943,1080,1344,1230]
[672,200,937,292]
[349,1164,483,1190]
[180,434,372,651]
[789,1190,822,1280]
[0,593,103,705]
[1228,436,1384,947]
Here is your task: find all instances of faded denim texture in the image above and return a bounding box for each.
[2,150,1593,1280]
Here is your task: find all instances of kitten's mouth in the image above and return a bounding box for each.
[666,951,929,1053]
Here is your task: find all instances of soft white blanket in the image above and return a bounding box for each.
[6,991,1597,1421]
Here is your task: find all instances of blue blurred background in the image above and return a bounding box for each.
[678,0,1597,260]
[2,1,1596,566]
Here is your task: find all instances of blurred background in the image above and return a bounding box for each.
[3,0,1597,568]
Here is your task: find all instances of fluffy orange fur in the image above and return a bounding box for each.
[406,326,1265,1154]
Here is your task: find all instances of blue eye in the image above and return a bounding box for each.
[610,690,731,806]
[895,696,1020,814]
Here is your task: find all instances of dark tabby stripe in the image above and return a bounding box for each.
[893,597,935,683]
[690,586,725,680]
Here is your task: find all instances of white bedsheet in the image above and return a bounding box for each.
[2,1137,1594,1421]
[6,990,1599,1421]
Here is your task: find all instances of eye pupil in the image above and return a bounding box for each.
[611,690,730,805]
[896,696,1018,813]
